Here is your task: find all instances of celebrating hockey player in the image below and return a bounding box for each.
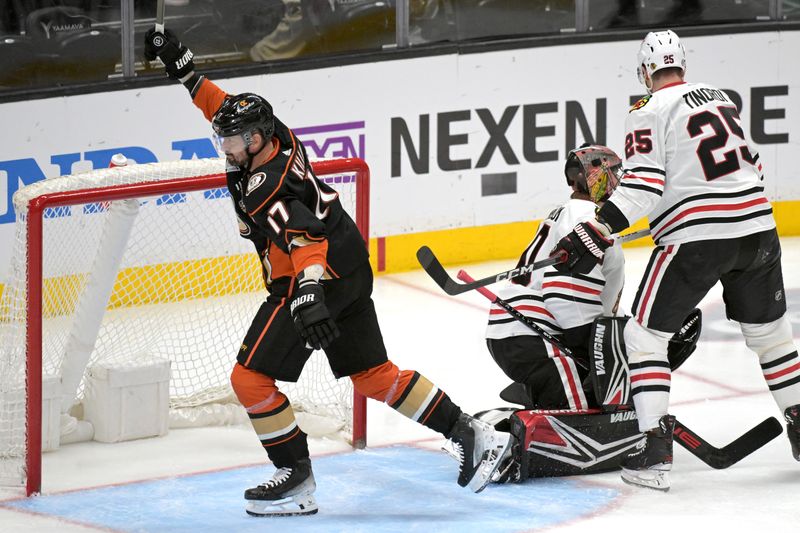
[485,144,625,411]
[143,28,511,516]
[550,29,800,491]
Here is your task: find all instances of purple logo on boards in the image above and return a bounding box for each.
[294,121,365,161]
[294,121,365,187]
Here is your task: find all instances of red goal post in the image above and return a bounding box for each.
[11,157,368,496]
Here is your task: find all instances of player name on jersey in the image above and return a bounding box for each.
[681,87,732,109]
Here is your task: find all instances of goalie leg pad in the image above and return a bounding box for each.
[588,310,701,412]
[589,316,631,410]
[509,409,643,479]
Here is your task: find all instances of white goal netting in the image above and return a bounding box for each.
[0,157,367,490]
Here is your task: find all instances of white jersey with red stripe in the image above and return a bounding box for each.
[485,199,625,340]
[609,81,775,245]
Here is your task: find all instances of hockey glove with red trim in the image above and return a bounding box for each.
[290,280,340,350]
[144,28,195,81]
[550,220,613,275]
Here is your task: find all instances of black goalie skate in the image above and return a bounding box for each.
[445,413,513,493]
[245,458,318,517]
[620,414,675,492]
[785,404,800,461]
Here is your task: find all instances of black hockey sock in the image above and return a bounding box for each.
[265,430,310,469]
[248,397,310,468]
[424,393,461,437]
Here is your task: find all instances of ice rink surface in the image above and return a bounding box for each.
[2,237,800,533]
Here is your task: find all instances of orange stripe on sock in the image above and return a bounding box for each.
[419,391,445,425]
[262,426,301,448]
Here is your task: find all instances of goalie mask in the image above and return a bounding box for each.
[636,30,687,93]
[211,93,275,156]
[564,144,623,204]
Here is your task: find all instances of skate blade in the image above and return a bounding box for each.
[490,454,520,484]
[468,432,514,493]
[441,439,462,463]
[245,493,319,517]
[620,467,670,492]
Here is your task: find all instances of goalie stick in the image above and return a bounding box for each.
[155,0,165,33]
[458,269,783,469]
[418,228,651,296]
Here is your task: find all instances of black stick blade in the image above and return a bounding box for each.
[715,416,783,467]
[416,246,453,291]
[675,417,782,469]
[416,246,473,295]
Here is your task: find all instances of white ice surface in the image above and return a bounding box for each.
[2,238,800,532]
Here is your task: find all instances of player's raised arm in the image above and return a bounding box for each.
[144,28,227,120]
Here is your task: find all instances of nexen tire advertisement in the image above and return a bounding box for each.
[0,31,796,275]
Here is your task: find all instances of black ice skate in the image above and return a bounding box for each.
[620,414,675,492]
[445,413,513,493]
[785,405,800,461]
[244,458,318,517]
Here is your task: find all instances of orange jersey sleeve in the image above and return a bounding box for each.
[289,240,329,276]
[192,78,229,122]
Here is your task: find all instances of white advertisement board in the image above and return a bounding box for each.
[0,30,796,276]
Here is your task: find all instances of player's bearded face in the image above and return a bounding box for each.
[225,148,250,167]
[212,133,249,166]
[214,131,268,168]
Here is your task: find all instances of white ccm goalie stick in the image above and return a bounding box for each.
[458,269,783,469]
[417,228,652,296]
[155,0,165,33]
[142,0,166,71]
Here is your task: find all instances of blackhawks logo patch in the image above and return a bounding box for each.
[630,95,651,112]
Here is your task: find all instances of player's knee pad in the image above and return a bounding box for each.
[350,360,401,402]
[740,315,795,360]
[623,319,671,364]
[230,363,284,412]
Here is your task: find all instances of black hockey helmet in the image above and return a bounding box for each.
[211,93,275,141]
[564,144,623,203]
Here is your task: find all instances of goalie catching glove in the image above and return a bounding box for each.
[144,28,195,81]
[290,279,340,350]
[550,219,613,275]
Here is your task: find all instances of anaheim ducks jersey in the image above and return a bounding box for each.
[485,199,625,340]
[192,78,368,298]
[604,81,775,245]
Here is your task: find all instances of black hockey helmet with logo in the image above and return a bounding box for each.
[564,144,623,204]
[212,93,275,141]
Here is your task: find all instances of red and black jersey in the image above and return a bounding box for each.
[192,78,368,298]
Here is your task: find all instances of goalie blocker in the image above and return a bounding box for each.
[478,310,701,481]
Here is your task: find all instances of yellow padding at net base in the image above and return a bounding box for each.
[37,254,263,318]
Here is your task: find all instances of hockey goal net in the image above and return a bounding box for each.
[0,157,369,496]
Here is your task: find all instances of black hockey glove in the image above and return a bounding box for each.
[144,28,195,80]
[290,280,340,350]
[550,220,613,275]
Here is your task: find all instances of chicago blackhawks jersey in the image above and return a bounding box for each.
[485,199,625,340]
[192,78,368,298]
[602,81,775,245]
